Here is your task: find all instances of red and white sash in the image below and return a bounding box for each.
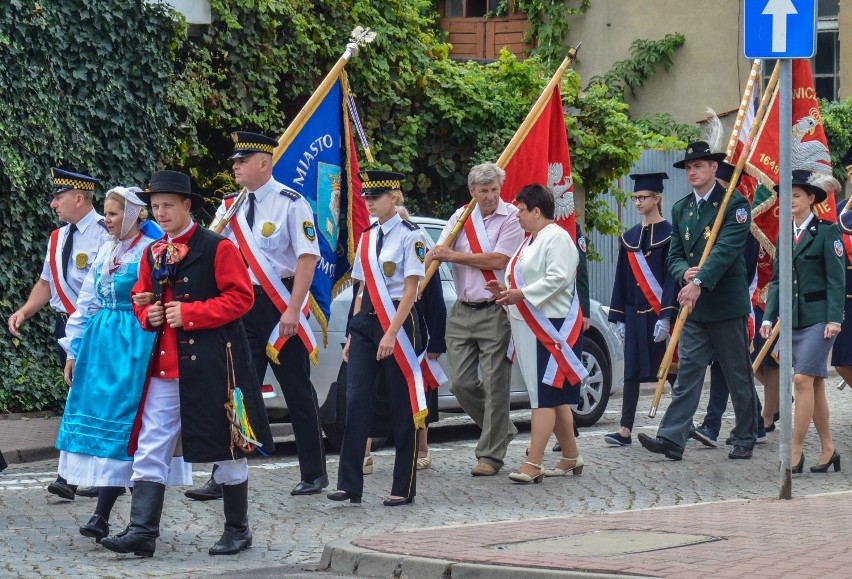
[463,205,505,284]
[509,240,588,387]
[48,228,78,315]
[842,232,852,268]
[224,197,318,364]
[419,354,448,392]
[360,227,428,428]
[626,250,663,315]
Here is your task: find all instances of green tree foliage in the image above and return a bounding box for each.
[820,98,852,181]
[0,0,180,412]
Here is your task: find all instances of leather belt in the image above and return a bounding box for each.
[459,300,496,310]
[253,276,295,295]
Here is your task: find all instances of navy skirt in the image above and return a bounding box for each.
[533,318,582,408]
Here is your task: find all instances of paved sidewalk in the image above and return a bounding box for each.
[322,491,852,578]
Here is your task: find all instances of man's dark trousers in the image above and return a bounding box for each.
[658,317,758,450]
[244,291,326,482]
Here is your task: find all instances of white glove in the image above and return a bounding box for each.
[653,318,671,342]
[616,322,625,341]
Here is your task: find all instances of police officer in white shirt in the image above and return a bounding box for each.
[7,167,110,501]
[203,131,327,497]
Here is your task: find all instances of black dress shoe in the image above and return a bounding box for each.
[185,475,223,501]
[327,490,361,503]
[792,453,804,474]
[383,496,414,507]
[291,474,329,496]
[47,479,77,501]
[728,446,753,459]
[637,433,683,461]
[79,514,110,542]
[75,486,99,498]
[810,450,841,473]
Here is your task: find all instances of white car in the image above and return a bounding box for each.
[262,216,624,449]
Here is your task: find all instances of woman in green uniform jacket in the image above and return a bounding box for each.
[761,170,845,474]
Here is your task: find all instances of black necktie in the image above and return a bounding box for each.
[696,199,706,219]
[246,192,256,229]
[376,227,385,258]
[62,223,77,282]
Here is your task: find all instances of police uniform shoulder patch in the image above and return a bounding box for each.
[577,236,587,253]
[414,240,426,263]
[97,218,108,231]
[279,187,300,201]
[402,219,419,231]
[735,207,748,224]
[302,220,316,242]
[835,239,844,257]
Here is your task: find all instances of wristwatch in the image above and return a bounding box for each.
[692,278,703,287]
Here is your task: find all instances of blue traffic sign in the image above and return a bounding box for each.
[744,0,816,58]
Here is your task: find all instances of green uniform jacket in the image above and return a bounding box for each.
[667,183,752,323]
[763,218,845,329]
[575,222,590,318]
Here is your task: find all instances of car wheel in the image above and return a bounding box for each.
[320,361,348,453]
[571,337,612,428]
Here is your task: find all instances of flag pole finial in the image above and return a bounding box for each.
[345,26,377,60]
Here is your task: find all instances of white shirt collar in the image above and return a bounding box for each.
[169,220,195,242]
[74,207,100,233]
[794,213,814,232]
[693,184,715,204]
[251,176,280,203]
[379,212,402,234]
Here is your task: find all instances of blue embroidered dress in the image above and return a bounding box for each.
[56,225,191,486]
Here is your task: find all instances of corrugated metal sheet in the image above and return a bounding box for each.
[587,149,689,307]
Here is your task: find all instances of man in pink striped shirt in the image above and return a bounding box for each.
[426,162,525,476]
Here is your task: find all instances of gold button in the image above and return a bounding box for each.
[159,371,165,376]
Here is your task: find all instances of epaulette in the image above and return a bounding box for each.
[364,222,379,233]
[279,187,301,201]
[811,218,833,235]
[97,218,108,231]
[223,191,239,200]
[402,219,419,231]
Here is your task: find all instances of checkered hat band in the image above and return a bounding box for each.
[362,180,401,190]
[235,142,274,154]
[54,178,95,191]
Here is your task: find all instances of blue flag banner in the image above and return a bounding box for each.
[272,73,367,344]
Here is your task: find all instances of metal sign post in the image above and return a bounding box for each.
[777,59,793,499]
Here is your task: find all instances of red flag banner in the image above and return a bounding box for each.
[500,88,577,241]
[745,59,836,302]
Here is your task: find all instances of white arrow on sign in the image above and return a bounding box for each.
[762,0,798,53]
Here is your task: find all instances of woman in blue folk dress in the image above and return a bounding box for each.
[55,187,190,542]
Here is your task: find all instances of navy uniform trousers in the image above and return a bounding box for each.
[338,293,421,499]
[244,290,326,482]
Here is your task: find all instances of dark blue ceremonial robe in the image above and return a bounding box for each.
[608,221,678,382]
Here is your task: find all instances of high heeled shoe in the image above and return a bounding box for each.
[544,455,584,477]
[792,453,804,474]
[508,462,544,484]
[383,496,414,507]
[363,455,374,475]
[810,450,841,473]
[327,490,361,503]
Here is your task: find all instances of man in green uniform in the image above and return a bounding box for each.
[638,141,758,460]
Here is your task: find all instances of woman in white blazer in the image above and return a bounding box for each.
[486,184,583,484]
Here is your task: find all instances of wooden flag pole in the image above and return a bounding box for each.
[421,44,581,288]
[648,60,781,418]
[752,321,780,373]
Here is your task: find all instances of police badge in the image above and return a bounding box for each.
[302,220,316,242]
[577,236,587,253]
[835,239,844,257]
[415,240,426,263]
[736,207,748,224]
[75,253,88,269]
[383,261,397,276]
[261,222,275,237]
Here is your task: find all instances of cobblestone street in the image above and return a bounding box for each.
[3,378,852,578]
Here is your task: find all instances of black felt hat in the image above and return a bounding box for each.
[774,169,828,203]
[51,167,98,195]
[228,131,278,159]
[673,141,727,169]
[629,172,668,193]
[358,170,405,197]
[715,161,742,187]
[139,170,206,210]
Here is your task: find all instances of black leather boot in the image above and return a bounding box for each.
[79,514,109,542]
[184,470,223,501]
[209,480,252,555]
[100,481,165,557]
